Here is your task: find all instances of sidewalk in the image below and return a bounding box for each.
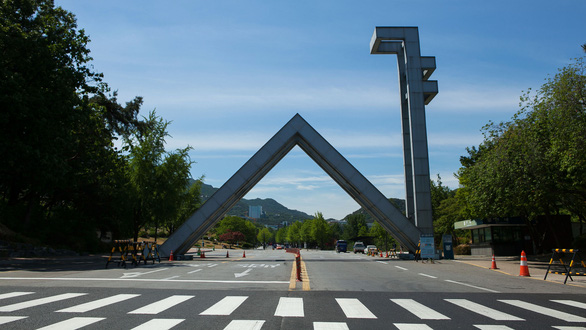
[453,254,586,288]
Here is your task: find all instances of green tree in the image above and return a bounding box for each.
[257,227,273,246]
[343,213,368,240]
[286,221,302,247]
[311,212,331,249]
[459,56,586,249]
[275,227,287,244]
[369,222,394,252]
[216,216,256,244]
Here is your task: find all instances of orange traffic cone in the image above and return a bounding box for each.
[386,251,389,258]
[226,251,229,258]
[243,251,246,258]
[490,254,498,269]
[519,250,530,276]
[200,251,205,258]
[169,250,174,261]
[380,252,383,257]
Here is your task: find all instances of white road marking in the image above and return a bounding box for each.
[418,273,437,279]
[121,268,169,278]
[128,295,194,314]
[376,261,388,265]
[391,299,450,320]
[313,321,349,330]
[187,269,202,274]
[0,292,34,300]
[499,300,586,322]
[0,316,27,325]
[234,269,252,278]
[445,279,500,293]
[394,323,433,330]
[224,320,265,330]
[36,317,105,330]
[474,326,515,330]
[200,296,248,315]
[395,266,408,271]
[57,294,140,313]
[130,318,184,330]
[275,297,304,317]
[335,298,377,319]
[551,326,586,330]
[445,299,524,321]
[161,276,180,281]
[0,277,289,284]
[208,264,218,268]
[0,293,87,312]
[552,300,586,310]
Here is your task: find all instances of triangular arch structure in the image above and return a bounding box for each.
[159,114,422,257]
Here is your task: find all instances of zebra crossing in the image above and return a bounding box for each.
[0,291,585,329]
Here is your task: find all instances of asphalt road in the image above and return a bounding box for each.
[0,249,584,329]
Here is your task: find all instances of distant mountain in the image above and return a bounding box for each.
[199,183,312,225]
[197,181,406,225]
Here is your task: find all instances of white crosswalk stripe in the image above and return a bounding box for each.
[313,321,349,329]
[128,295,194,314]
[391,298,450,320]
[499,300,586,322]
[274,297,304,317]
[394,323,433,330]
[445,299,524,321]
[57,294,140,313]
[1,290,586,328]
[200,296,248,315]
[0,293,87,312]
[551,300,586,310]
[335,298,376,319]
[224,320,265,330]
[0,316,27,325]
[130,318,185,330]
[0,292,34,300]
[36,317,105,330]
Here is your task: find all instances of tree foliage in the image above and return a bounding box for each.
[0,0,199,251]
[457,56,586,246]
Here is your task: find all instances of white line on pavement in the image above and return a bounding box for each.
[275,297,304,317]
[0,293,87,312]
[200,296,248,315]
[0,277,289,284]
[36,317,105,330]
[224,320,265,330]
[128,295,194,315]
[391,299,450,320]
[335,298,377,319]
[445,280,500,293]
[444,299,523,321]
[57,294,140,313]
[395,266,408,271]
[418,273,437,279]
[130,318,184,330]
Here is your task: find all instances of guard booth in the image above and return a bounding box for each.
[454,217,532,256]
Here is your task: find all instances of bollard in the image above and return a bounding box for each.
[296,254,302,281]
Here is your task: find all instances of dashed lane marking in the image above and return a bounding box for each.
[445,279,500,293]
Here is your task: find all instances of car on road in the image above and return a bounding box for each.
[335,240,347,253]
[366,245,377,255]
[353,241,365,253]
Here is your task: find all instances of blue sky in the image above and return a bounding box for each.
[56,1,585,219]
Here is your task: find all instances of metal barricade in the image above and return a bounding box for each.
[544,249,586,284]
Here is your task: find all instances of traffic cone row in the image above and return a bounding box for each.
[519,250,530,276]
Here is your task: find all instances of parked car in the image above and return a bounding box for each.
[335,240,348,253]
[366,245,378,255]
[353,241,365,253]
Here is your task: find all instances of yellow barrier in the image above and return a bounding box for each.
[106,240,160,268]
[544,249,586,284]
